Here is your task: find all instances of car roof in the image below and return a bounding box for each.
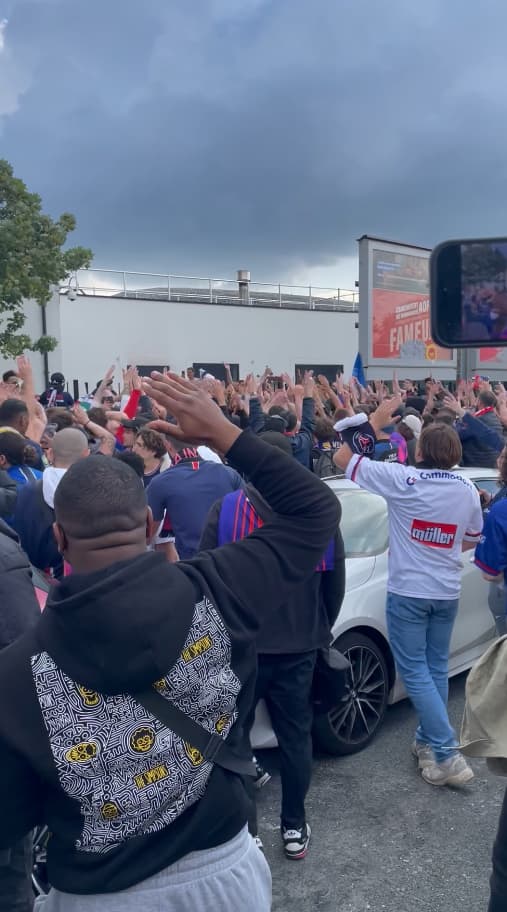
[324,464,499,493]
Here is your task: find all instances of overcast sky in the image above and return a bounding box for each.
[1,0,506,289]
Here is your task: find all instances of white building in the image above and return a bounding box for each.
[0,270,359,395]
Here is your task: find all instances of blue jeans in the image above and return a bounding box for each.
[386,592,459,762]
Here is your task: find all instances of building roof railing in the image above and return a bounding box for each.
[71,268,359,313]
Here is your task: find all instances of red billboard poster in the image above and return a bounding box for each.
[479,347,507,367]
[371,249,448,362]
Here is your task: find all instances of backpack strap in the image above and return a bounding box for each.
[133,686,256,778]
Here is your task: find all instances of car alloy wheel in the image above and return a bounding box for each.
[313,631,390,755]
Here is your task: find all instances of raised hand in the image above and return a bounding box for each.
[442,393,464,417]
[73,403,90,426]
[244,373,257,397]
[303,370,315,398]
[143,372,240,451]
[131,368,142,392]
[211,379,227,407]
[371,395,403,430]
[16,354,32,382]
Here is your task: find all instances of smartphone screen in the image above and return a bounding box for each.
[431,237,507,347]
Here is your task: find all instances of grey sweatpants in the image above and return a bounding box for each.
[34,826,271,912]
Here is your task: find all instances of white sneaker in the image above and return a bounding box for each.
[282,823,311,860]
[411,741,434,769]
[422,753,474,787]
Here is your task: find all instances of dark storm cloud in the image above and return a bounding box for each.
[1,0,507,279]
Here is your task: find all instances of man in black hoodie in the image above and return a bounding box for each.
[200,480,345,860]
[0,373,339,911]
[0,518,40,912]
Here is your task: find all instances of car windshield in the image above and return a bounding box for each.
[335,489,388,558]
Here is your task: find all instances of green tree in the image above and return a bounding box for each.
[0,159,92,357]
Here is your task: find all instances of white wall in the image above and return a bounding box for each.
[0,292,62,392]
[51,295,359,391]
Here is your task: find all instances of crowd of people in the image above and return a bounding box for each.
[0,356,507,910]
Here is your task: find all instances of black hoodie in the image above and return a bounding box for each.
[0,518,40,650]
[0,431,339,895]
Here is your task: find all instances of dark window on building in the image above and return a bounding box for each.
[294,363,344,384]
[193,363,239,382]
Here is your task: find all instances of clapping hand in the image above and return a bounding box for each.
[143,372,240,451]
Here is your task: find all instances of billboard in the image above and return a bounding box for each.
[478,347,507,370]
[358,236,456,374]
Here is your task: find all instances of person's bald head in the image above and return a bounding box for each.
[53,455,152,573]
[49,428,90,468]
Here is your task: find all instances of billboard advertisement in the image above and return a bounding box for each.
[478,347,507,369]
[358,237,456,373]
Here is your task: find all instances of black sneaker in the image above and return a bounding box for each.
[254,760,271,790]
[282,823,311,860]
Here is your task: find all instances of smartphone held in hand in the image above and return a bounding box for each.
[431,236,507,348]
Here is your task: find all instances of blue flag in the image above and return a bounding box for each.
[352,352,366,387]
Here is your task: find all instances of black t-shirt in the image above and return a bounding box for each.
[142,465,162,489]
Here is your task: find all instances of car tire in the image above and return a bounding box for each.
[313,631,390,756]
[32,826,50,896]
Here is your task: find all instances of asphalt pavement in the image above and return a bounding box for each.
[257,674,504,912]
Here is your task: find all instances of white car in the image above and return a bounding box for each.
[252,467,498,755]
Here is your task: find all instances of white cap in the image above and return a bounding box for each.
[402,414,422,439]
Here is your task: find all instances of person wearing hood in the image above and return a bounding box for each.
[0,372,339,911]
[0,518,40,912]
[200,458,345,860]
[12,428,89,578]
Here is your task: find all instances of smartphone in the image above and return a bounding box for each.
[431,236,507,348]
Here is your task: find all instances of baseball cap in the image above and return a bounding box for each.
[402,414,422,439]
[121,417,149,431]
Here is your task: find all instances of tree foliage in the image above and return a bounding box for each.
[0,159,93,357]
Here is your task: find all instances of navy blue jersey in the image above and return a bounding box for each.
[147,457,243,560]
[475,499,507,578]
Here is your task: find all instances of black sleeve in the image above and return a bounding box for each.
[0,471,17,519]
[198,500,222,552]
[187,431,340,631]
[237,409,249,430]
[0,543,40,650]
[0,743,42,847]
[320,534,346,631]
